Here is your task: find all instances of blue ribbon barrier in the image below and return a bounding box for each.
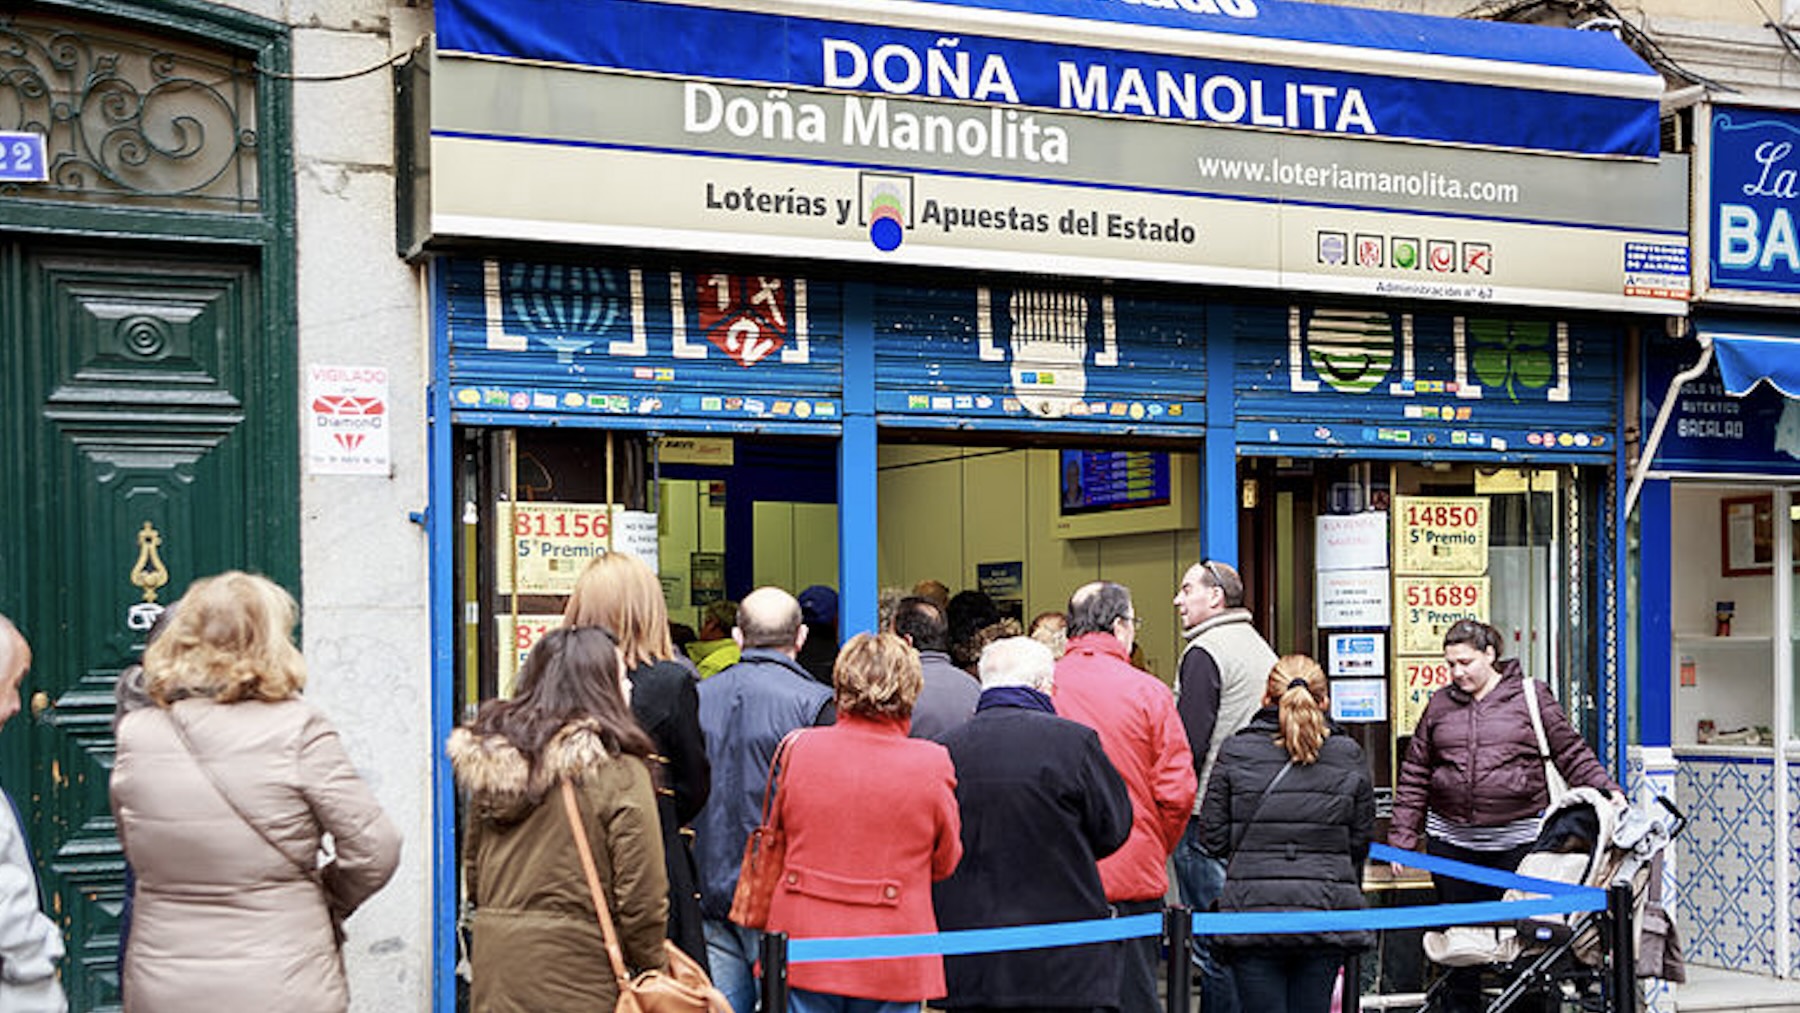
[1366,843,1603,898]
[789,913,1161,963]
[784,843,1605,964]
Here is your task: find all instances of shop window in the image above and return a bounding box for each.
[456,427,839,711]
[1244,458,1607,812]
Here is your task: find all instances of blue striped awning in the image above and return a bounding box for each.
[434,0,1663,159]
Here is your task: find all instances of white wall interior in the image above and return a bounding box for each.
[877,444,1200,683]
[1670,484,1779,746]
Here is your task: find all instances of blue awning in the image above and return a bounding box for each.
[1698,321,1800,399]
[434,0,1663,159]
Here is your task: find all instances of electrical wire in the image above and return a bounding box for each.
[256,36,425,82]
[1746,0,1800,67]
[1461,0,1733,92]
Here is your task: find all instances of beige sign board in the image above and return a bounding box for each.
[1393,575,1490,654]
[1394,496,1490,574]
[434,136,1680,315]
[659,436,735,466]
[1395,655,1453,735]
[496,502,661,595]
[496,613,564,699]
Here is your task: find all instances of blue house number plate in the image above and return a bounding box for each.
[0,131,47,183]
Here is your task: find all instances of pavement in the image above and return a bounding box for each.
[1677,964,1800,1012]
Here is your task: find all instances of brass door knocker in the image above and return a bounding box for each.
[127,521,169,632]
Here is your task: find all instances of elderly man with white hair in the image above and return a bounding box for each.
[931,637,1132,1013]
[0,616,67,1013]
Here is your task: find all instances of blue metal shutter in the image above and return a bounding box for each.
[1233,300,1621,461]
[444,256,844,431]
[871,280,1205,436]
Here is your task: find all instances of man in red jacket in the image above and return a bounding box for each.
[1053,581,1197,1013]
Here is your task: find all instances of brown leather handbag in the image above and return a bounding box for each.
[727,729,803,930]
[560,780,729,1013]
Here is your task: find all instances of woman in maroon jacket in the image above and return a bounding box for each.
[1389,619,1621,1013]
[767,632,963,1013]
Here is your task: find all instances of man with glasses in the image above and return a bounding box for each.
[1170,560,1279,1013]
[1052,581,1196,1013]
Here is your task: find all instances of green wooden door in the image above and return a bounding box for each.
[0,239,296,1009]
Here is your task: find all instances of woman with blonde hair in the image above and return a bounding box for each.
[1199,655,1374,1013]
[111,571,401,1012]
[765,632,963,1013]
[565,552,711,968]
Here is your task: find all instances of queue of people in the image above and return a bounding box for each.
[0,550,1619,1013]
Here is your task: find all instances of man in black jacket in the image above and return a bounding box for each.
[934,636,1133,1013]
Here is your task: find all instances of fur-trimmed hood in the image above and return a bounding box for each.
[446,719,615,823]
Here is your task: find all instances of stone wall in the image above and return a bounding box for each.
[219,3,434,1010]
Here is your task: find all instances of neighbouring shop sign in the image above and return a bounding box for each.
[496,613,563,698]
[1394,496,1490,574]
[1647,328,1800,474]
[1703,106,1800,298]
[1394,576,1489,654]
[1396,655,1453,734]
[496,503,661,594]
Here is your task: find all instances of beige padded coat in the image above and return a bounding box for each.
[111,698,401,1012]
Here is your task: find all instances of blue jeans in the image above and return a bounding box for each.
[1172,819,1239,1013]
[705,918,763,1013]
[785,990,920,1013]
[1228,949,1343,1013]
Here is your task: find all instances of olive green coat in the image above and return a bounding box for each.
[449,721,669,1012]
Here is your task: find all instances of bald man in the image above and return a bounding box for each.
[694,588,835,1013]
[0,617,67,1012]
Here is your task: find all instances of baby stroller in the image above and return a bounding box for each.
[1420,787,1686,1013]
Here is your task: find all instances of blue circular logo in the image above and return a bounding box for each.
[870,217,903,252]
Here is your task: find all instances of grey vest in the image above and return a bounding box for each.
[1181,609,1279,810]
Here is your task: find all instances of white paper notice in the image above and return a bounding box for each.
[1330,679,1388,723]
[1316,512,1389,572]
[307,365,390,476]
[1316,569,1391,628]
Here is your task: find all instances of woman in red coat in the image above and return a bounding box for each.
[767,631,963,1013]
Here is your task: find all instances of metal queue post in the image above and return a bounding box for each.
[751,845,1641,1013]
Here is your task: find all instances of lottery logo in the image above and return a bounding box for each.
[1427,241,1457,273]
[861,172,913,252]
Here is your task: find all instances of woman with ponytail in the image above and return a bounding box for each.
[1199,655,1375,1013]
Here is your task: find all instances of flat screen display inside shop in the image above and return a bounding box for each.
[1053,450,1194,539]
[1058,449,1171,515]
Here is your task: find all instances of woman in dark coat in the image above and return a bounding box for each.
[934,636,1132,1013]
[1387,619,1621,1013]
[566,552,711,969]
[1201,654,1375,1013]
